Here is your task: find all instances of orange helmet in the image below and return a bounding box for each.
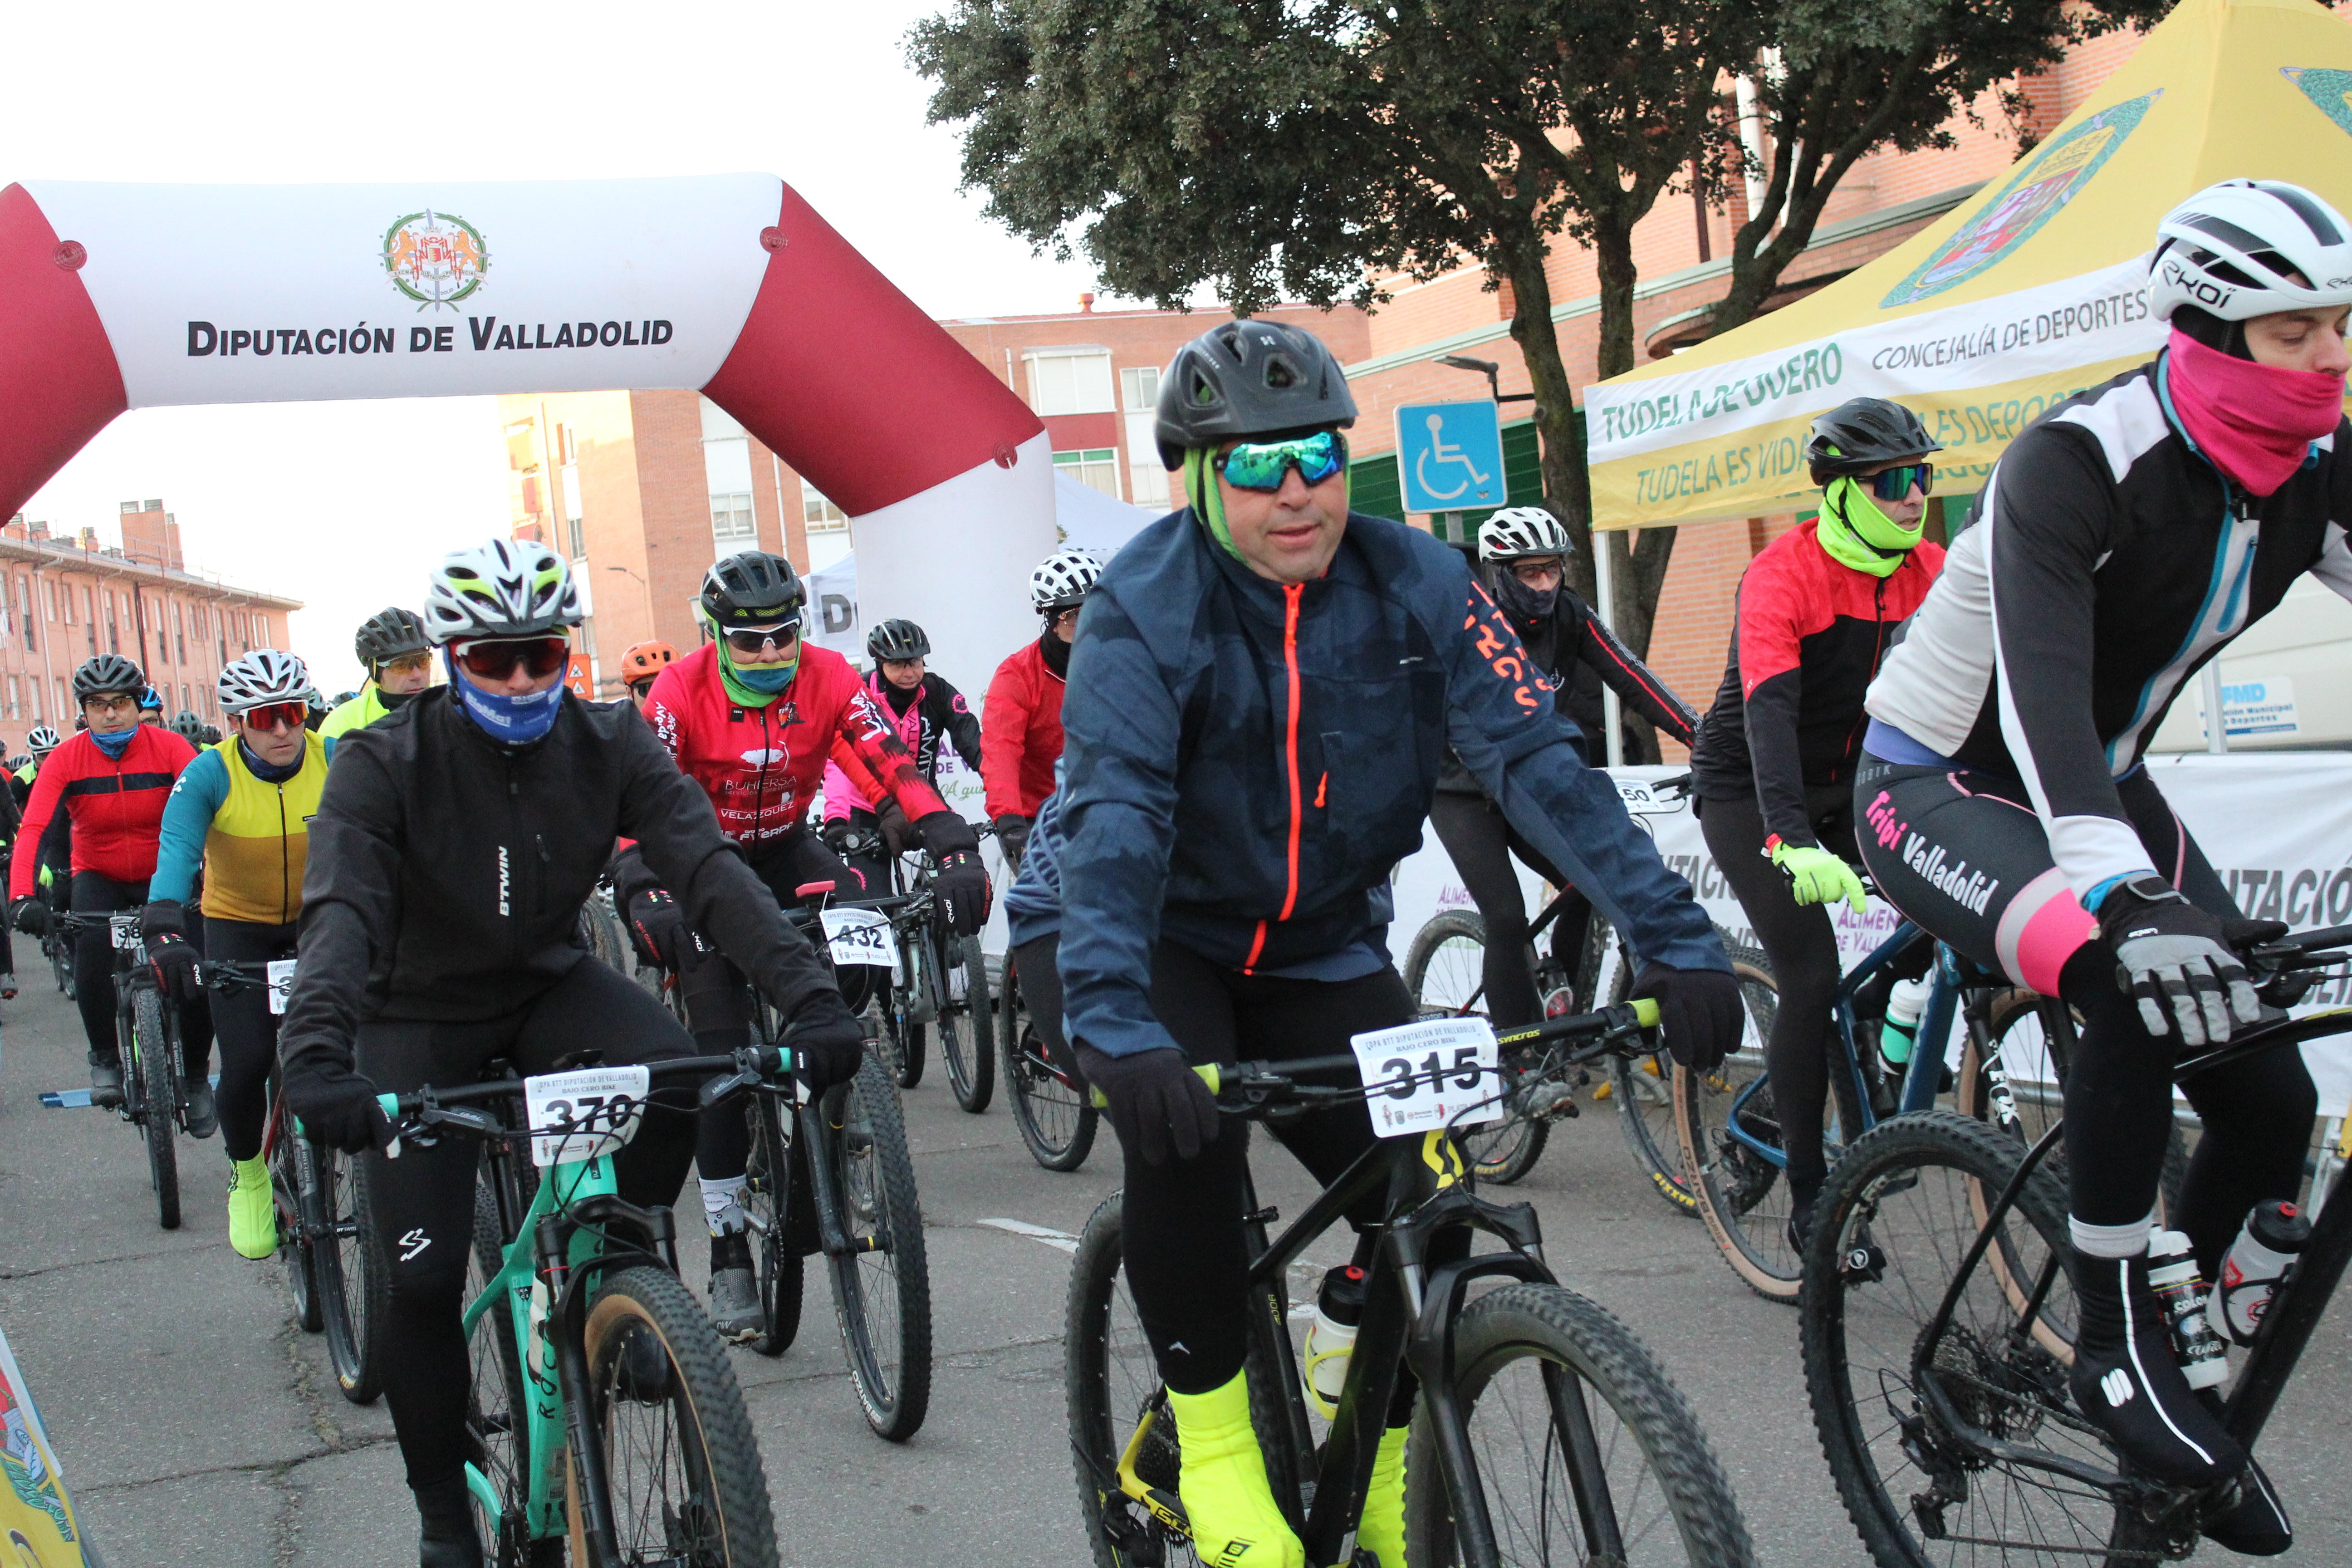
[620,641,677,684]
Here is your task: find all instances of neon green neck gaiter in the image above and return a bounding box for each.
[1814,477,1919,578]
[714,637,796,707]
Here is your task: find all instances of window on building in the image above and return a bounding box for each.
[710,493,756,546]
[15,578,30,654]
[28,679,39,723]
[1026,348,1115,415]
[1122,367,1171,507]
[80,588,91,627]
[8,678,20,720]
[802,485,848,533]
[1054,448,1124,499]
[52,679,64,721]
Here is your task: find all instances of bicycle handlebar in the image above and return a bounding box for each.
[371,1046,794,1137]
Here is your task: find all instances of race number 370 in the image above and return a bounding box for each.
[1349,1017,1502,1137]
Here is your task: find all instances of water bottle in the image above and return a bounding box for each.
[2207,1199,2311,1346]
[2145,1229,2229,1389]
[1878,975,1933,1076]
[1303,1264,1368,1417]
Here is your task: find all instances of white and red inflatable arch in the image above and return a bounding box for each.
[0,175,1054,690]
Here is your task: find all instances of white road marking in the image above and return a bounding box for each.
[978,1217,1080,1254]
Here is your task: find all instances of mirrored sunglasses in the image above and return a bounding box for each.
[240,701,309,733]
[452,636,571,681]
[1870,462,1934,502]
[1220,430,1348,493]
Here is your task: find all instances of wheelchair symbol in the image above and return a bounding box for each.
[1414,413,1492,502]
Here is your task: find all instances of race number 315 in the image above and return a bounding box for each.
[1349,1016,1502,1137]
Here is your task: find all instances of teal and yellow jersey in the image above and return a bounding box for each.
[152,733,332,925]
[320,682,393,739]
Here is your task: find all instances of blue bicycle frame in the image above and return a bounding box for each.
[1720,920,1963,1168]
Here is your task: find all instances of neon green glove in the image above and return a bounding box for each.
[1769,841,1867,913]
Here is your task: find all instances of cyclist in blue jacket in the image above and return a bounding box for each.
[1056,319,1741,1568]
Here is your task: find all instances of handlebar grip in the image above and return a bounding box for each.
[377,1092,400,1121]
[1632,997,1661,1029]
[1087,1061,1220,1109]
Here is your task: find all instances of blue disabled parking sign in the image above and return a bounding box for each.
[1396,400,1506,513]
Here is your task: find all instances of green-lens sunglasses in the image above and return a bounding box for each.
[1220,430,1348,492]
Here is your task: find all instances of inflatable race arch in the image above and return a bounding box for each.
[0,176,1056,689]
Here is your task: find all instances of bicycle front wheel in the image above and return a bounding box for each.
[320,1146,388,1405]
[1403,1282,1757,1568]
[271,1121,324,1333]
[572,1265,779,1568]
[465,1176,538,1568]
[823,1053,933,1440]
[1606,947,1699,1215]
[132,988,181,1230]
[1801,1111,2114,1568]
[941,935,995,1113]
[1675,942,1796,1299]
[1002,960,1098,1172]
[740,1093,804,1357]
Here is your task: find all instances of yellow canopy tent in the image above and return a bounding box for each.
[1580,0,2352,529]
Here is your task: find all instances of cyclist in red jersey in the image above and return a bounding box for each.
[9,655,210,1118]
[982,549,1102,869]
[622,551,991,1337]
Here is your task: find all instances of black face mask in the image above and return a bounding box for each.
[1041,628,1072,678]
[880,675,921,715]
[1492,567,1558,623]
[378,684,418,711]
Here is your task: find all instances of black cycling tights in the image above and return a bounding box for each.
[357,959,698,1491]
[70,871,211,1074]
[1117,939,1456,1421]
[1697,786,1857,1206]
[206,918,296,1163]
[1427,791,1584,1032]
[1854,755,2317,1274]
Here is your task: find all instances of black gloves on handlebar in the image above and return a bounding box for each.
[624,887,691,972]
[1079,1044,1219,1166]
[994,813,1032,872]
[140,900,201,1004]
[9,895,48,938]
[819,817,856,856]
[1632,964,1744,1076]
[916,810,993,936]
[876,798,914,858]
[284,1057,394,1155]
[783,992,867,1092]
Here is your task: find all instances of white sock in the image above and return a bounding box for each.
[2070,1209,2156,1260]
[700,1175,749,1237]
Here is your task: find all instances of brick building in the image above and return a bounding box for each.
[0,500,302,756]
[496,299,1368,700]
[1338,27,2159,756]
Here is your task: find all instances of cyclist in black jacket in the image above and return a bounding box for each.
[278,539,862,1568]
[820,616,985,894]
[1430,506,1698,1028]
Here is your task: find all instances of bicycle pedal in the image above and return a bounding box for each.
[1840,1240,1887,1283]
[1515,1081,1577,1121]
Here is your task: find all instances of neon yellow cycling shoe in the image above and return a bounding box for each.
[1168,1371,1305,1568]
[1356,1424,1410,1568]
[227,1156,276,1260]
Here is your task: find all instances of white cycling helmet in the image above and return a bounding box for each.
[1478,506,1573,562]
[26,725,59,756]
[218,650,319,716]
[2151,180,2352,323]
[1030,548,1105,612]
[422,539,582,644]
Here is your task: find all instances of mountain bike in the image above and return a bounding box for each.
[1798,922,2352,1567]
[391,1049,782,1568]
[867,837,995,1109]
[214,956,389,1405]
[59,911,185,1229]
[1068,996,1759,1568]
[997,944,1098,1172]
[1403,772,1733,1201]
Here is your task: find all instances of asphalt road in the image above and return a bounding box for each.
[1,969,2345,1567]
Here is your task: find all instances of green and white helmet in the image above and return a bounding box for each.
[422,539,582,644]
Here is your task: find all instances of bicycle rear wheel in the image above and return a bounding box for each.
[1404,908,1489,1019]
[1801,1111,2123,1567]
[573,1265,779,1568]
[1606,947,1699,1215]
[823,1054,933,1440]
[882,973,928,1090]
[321,1147,388,1405]
[740,1093,804,1357]
[1002,961,1098,1172]
[132,988,181,1230]
[941,935,996,1113]
[1674,942,1794,1299]
[1404,1282,1758,1567]
[270,1115,324,1334]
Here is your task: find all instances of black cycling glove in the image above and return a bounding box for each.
[284,1057,395,1155]
[784,995,867,1092]
[1078,1044,1219,1166]
[994,813,1033,871]
[140,900,201,1004]
[916,810,992,936]
[819,817,856,856]
[1631,964,1744,1075]
[876,798,914,857]
[624,887,689,971]
[9,895,49,937]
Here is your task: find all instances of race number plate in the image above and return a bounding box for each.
[821,907,900,980]
[522,1065,651,1168]
[265,958,298,1016]
[1615,777,1681,816]
[110,918,141,951]
[1350,1016,1503,1137]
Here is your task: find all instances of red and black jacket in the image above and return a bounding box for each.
[1688,521,1943,848]
[10,725,198,896]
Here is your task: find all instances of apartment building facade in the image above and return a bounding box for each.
[0,500,302,756]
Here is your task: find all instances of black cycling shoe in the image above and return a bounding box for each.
[181,1082,218,1139]
[707,1229,762,1343]
[88,1060,124,1109]
[2067,1250,2245,1486]
[0,971,18,1000]
[2202,1457,2292,1556]
[413,1475,483,1568]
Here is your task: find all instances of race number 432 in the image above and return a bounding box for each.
[1349,1016,1502,1137]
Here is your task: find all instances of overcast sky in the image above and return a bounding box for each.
[7,0,1117,692]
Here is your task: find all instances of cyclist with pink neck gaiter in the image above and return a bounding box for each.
[1854,179,2352,1553]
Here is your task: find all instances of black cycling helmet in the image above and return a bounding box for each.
[200,724,222,745]
[354,606,431,673]
[1804,398,1941,485]
[867,618,931,662]
[700,552,804,632]
[170,710,205,742]
[1155,321,1358,468]
[72,654,146,701]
